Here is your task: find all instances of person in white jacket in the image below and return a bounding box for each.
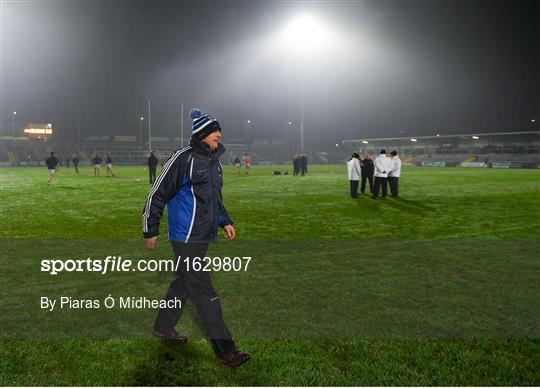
[388,150,402,197]
[347,152,362,198]
[372,149,392,199]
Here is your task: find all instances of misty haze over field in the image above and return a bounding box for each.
[2,1,538,145]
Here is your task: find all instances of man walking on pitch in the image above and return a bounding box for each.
[142,107,250,367]
[292,154,300,176]
[72,153,80,173]
[300,154,308,176]
[147,151,158,184]
[372,149,392,199]
[388,150,401,197]
[45,152,58,185]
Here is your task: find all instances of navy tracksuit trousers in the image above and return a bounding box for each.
[154,242,236,357]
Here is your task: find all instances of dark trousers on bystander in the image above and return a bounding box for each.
[389,177,399,197]
[361,174,373,194]
[149,168,157,184]
[349,180,359,198]
[372,177,388,198]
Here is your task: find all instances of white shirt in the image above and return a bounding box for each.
[374,154,392,178]
[347,158,362,180]
[389,156,401,177]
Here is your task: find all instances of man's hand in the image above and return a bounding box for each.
[145,236,158,250]
[223,225,236,240]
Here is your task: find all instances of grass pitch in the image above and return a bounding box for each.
[1,164,539,385]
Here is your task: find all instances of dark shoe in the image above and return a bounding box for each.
[152,329,188,343]
[218,350,251,367]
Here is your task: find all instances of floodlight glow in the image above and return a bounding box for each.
[288,121,292,125]
[140,117,144,120]
[13,111,16,115]
[410,138,418,142]
[362,140,369,144]
[282,15,329,52]
[472,136,479,139]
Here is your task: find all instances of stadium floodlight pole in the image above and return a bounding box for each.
[300,82,305,154]
[139,117,144,147]
[245,120,251,145]
[12,111,16,137]
[180,102,184,147]
[77,119,81,152]
[147,100,152,152]
[282,15,328,155]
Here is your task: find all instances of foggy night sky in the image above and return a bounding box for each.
[1,0,538,144]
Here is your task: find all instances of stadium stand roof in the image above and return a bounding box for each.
[341,131,540,143]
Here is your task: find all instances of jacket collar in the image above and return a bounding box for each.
[190,137,226,161]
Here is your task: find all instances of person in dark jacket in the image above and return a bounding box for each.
[92,154,102,177]
[292,154,300,176]
[72,154,80,173]
[300,154,308,176]
[142,107,249,367]
[147,151,158,184]
[360,154,374,194]
[45,152,58,185]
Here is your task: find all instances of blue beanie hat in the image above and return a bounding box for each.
[190,108,221,140]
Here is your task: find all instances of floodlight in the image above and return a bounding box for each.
[472,136,479,139]
[282,15,329,52]
[410,138,418,142]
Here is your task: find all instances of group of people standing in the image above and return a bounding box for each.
[45,152,81,184]
[292,154,308,176]
[231,154,252,175]
[45,151,115,184]
[347,149,401,199]
[91,154,114,177]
